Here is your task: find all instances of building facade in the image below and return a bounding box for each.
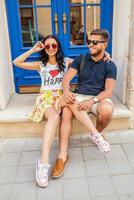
[0,0,134,128]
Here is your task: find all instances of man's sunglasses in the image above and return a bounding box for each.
[44,43,58,50]
[87,40,106,46]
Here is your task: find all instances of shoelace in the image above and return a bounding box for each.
[95,135,110,150]
[93,134,105,145]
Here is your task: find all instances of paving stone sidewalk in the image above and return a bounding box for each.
[0,130,134,200]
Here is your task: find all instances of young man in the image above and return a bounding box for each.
[52,29,117,178]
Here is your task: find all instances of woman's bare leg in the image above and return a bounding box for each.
[60,97,111,153]
[41,107,59,164]
[60,97,98,135]
[69,103,98,134]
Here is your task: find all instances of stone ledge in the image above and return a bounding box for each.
[0,93,131,123]
[0,118,131,138]
[0,93,132,138]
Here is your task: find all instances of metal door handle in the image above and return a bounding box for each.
[54,14,58,34]
[63,13,67,34]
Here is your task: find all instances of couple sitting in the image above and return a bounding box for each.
[13,29,117,187]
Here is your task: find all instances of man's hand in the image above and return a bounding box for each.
[77,99,94,111]
[63,90,76,104]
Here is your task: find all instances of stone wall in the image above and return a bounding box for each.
[112,0,131,103]
[0,0,15,110]
[126,0,134,128]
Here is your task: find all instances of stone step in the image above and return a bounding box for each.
[0,93,132,138]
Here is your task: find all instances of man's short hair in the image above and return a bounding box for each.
[90,29,110,42]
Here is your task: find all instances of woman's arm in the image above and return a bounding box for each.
[62,68,77,103]
[104,51,111,62]
[64,57,74,69]
[13,42,45,71]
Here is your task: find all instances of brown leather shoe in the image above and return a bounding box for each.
[51,156,70,178]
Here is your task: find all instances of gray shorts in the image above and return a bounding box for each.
[75,93,113,115]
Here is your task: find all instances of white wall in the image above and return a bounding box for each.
[0,0,15,110]
[112,0,131,104]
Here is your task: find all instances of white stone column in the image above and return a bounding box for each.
[112,0,131,104]
[0,0,15,110]
[126,0,134,128]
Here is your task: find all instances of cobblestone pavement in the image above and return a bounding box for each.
[0,130,134,200]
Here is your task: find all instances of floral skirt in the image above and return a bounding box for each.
[28,89,63,123]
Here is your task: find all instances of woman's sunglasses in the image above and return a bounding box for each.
[44,43,58,50]
[87,40,106,46]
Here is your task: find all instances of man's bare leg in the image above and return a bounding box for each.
[51,99,111,178]
[51,106,73,178]
[58,107,73,162]
[96,101,113,133]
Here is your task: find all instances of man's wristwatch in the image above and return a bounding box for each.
[92,97,99,104]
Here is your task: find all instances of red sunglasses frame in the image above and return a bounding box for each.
[44,43,58,50]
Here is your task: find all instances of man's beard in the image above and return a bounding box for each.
[90,49,102,57]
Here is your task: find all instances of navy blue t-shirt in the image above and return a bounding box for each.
[71,53,117,96]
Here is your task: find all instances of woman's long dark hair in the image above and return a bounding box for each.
[40,35,65,72]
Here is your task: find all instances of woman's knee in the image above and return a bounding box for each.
[45,107,60,122]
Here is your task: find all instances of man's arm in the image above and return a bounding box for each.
[62,68,77,103]
[95,78,116,101]
[77,78,116,110]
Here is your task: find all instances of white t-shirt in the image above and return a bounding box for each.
[39,61,67,91]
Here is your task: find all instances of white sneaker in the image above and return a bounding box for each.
[89,133,111,153]
[36,158,51,187]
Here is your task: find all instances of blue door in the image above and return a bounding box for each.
[6,0,113,93]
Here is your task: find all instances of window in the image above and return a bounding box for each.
[69,0,100,46]
[19,0,52,47]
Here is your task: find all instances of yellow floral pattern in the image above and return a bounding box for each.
[28,89,63,122]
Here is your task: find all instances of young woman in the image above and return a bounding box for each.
[13,35,67,188]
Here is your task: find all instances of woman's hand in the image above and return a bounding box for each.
[104,51,112,62]
[63,90,76,104]
[31,41,45,53]
[64,57,74,68]
[12,42,43,70]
